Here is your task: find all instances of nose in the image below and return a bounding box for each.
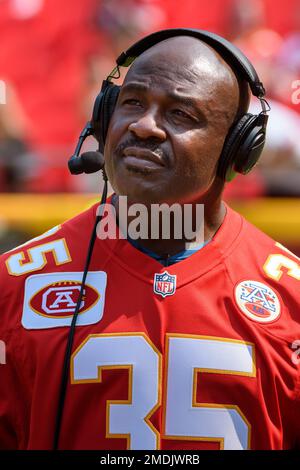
[128,108,166,141]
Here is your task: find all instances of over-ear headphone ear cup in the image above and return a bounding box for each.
[234,113,267,174]
[98,85,121,153]
[91,82,121,151]
[217,113,259,182]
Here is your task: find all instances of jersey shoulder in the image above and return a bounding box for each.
[237,212,299,267]
[0,202,97,266]
[0,204,97,325]
[225,210,300,328]
[227,210,299,286]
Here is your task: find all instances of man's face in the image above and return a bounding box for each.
[104,36,240,204]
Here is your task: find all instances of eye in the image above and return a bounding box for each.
[122,98,142,107]
[172,109,194,121]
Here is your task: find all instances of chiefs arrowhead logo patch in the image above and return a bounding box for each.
[22,271,107,329]
[29,280,100,318]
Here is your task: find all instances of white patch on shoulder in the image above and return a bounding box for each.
[22,271,107,329]
[234,280,281,324]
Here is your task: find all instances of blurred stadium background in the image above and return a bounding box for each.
[0,0,299,254]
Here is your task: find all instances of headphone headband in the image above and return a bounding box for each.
[116,28,265,98]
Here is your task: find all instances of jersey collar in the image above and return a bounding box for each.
[92,198,244,288]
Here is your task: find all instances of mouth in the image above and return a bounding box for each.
[122,147,166,172]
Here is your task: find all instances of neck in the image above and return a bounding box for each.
[112,192,226,257]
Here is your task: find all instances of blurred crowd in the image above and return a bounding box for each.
[0,0,299,198]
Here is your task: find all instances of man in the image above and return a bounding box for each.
[0,33,299,450]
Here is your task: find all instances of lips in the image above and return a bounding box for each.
[123,147,165,171]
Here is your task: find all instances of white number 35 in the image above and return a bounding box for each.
[72,333,255,450]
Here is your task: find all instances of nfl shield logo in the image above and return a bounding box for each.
[153,271,177,298]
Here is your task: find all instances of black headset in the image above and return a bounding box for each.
[55,28,270,450]
[68,27,269,182]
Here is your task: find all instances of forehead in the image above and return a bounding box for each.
[122,36,237,101]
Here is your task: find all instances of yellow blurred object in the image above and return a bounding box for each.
[0,194,299,244]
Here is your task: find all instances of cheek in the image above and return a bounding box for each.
[175,131,223,178]
[103,118,125,174]
[104,116,121,156]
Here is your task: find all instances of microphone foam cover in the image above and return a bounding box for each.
[80,151,105,174]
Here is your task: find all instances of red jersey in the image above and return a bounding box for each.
[0,201,300,450]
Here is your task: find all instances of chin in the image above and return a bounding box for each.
[111,176,169,206]
[116,189,168,206]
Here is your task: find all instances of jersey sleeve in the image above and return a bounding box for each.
[0,224,68,449]
[289,358,300,448]
[0,331,24,449]
[0,207,99,449]
[0,257,26,449]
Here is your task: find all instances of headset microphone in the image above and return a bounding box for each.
[69,151,105,174]
[55,122,107,449]
[68,122,105,175]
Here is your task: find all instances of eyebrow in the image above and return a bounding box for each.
[120,82,207,120]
